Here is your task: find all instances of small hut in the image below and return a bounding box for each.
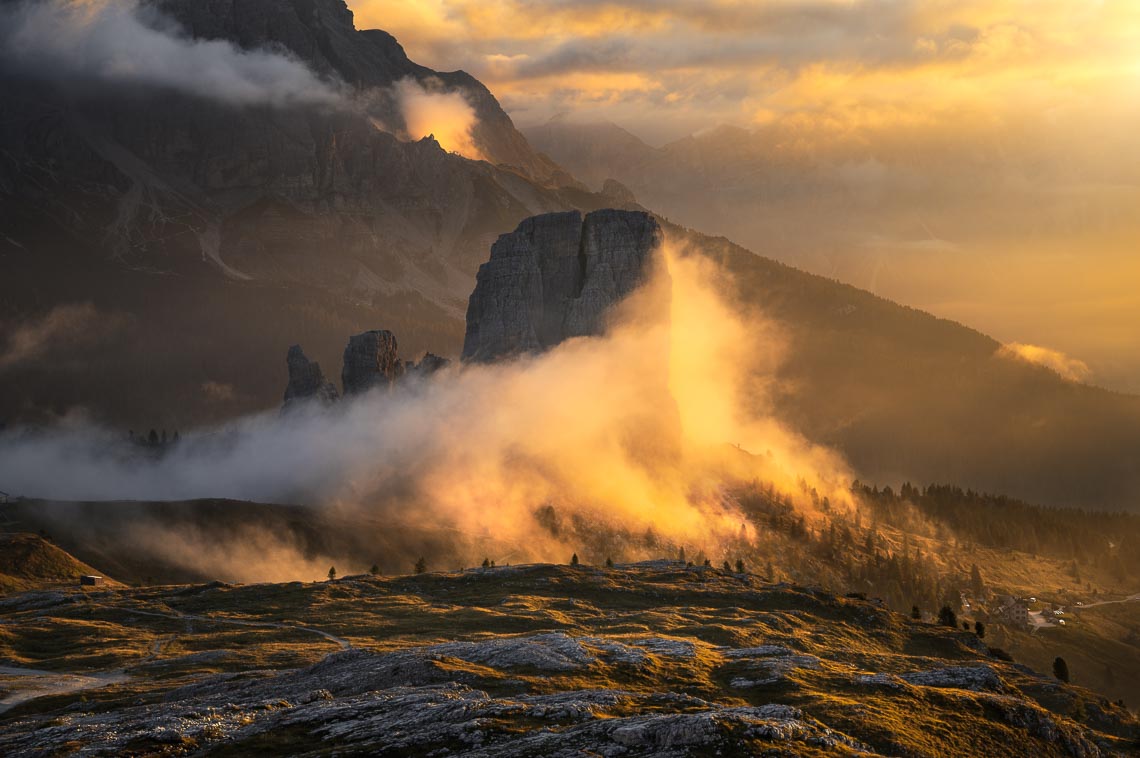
[80,575,104,587]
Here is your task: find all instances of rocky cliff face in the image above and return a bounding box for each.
[283,345,340,406]
[462,210,663,362]
[342,330,404,395]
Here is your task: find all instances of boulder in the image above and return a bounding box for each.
[461,209,662,363]
[283,345,339,407]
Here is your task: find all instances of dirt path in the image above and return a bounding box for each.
[1075,593,1140,609]
[0,666,129,716]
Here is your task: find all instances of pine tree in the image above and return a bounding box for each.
[414,557,427,574]
[570,553,579,566]
[735,558,745,573]
[938,605,957,628]
[911,605,922,620]
[723,560,731,572]
[605,557,614,568]
[327,566,337,581]
[974,621,985,638]
[369,564,380,576]
[678,546,686,563]
[482,557,490,568]
[1053,656,1070,683]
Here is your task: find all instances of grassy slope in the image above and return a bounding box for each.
[0,563,1135,755]
[6,495,1140,709]
[0,534,115,593]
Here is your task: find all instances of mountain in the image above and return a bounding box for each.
[0,0,613,425]
[521,117,1140,396]
[523,115,661,191]
[667,226,1140,510]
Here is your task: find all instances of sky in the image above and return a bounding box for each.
[349,1,1140,393]
[350,0,1140,143]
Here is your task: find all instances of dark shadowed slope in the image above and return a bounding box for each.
[674,226,1140,509]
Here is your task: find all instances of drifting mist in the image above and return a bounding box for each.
[0,242,853,581]
[0,0,347,107]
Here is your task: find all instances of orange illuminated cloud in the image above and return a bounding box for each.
[998,343,1092,383]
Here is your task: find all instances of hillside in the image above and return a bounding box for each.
[7,487,1140,708]
[0,533,113,593]
[672,228,1140,509]
[1,562,1137,755]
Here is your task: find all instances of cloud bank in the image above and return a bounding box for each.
[998,343,1093,384]
[392,77,485,160]
[0,303,127,372]
[0,0,346,108]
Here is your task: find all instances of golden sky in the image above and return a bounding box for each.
[349,0,1140,142]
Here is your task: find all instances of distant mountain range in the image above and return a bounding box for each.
[1,0,1138,510]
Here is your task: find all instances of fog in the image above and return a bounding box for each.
[0,0,347,108]
[0,242,853,580]
[393,77,485,160]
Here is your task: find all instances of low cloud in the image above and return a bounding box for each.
[0,0,346,108]
[390,77,485,160]
[998,343,1092,384]
[0,303,125,372]
[0,239,853,580]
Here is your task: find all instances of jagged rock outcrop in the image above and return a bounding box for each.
[342,330,405,395]
[406,353,451,378]
[461,210,663,363]
[282,334,448,406]
[283,345,339,406]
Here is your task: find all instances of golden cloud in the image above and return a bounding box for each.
[998,343,1093,383]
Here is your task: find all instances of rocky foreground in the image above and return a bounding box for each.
[0,562,1136,756]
